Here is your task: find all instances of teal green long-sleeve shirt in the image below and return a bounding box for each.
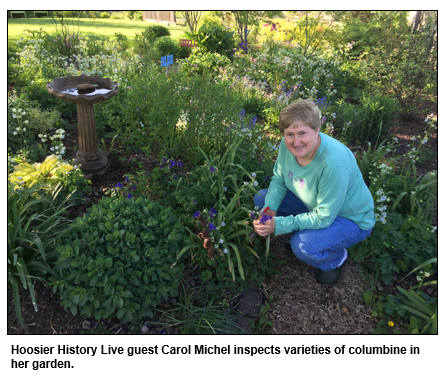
[264,133,375,236]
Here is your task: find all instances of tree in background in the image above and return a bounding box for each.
[184,11,203,32]
[213,11,283,49]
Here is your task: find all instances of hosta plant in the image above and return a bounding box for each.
[50,196,185,322]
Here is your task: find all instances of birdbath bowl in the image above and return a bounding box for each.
[46,75,119,178]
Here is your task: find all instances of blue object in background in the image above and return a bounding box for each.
[161,54,174,67]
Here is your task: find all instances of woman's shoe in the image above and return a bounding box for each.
[315,256,348,284]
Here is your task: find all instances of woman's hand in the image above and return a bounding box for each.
[253,209,276,237]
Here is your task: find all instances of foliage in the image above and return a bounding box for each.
[126,11,143,21]
[366,12,437,120]
[184,24,235,57]
[48,13,81,58]
[355,138,398,183]
[350,212,437,284]
[333,92,398,143]
[156,284,247,334]
[9,155,90,205]
[153,36,188,59]
[114,32,130,52]
[180,51,231,77]
[8,181,72,330]
[134,25,170,56]
[100,12,110,19]
[368,138,437,221]
[213,11,283,48]
[184,11,204,32]
[50,196,185,322]
[176,134,271,289]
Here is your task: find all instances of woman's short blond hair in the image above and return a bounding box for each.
[278,99,321,134]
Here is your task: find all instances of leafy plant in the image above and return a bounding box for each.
[153,36,188,59]
[180,51,231,77]
[366,13,437,120]
[350,212,437,284]
[50,196,185,322]
[156,283,247,334]
[249,294,274,333]
[8,181,72,330]
[184,24,235,57]
[334,92,398,142]
[355,138,399,183]
[176,134,264,288]
[8,154,89,205]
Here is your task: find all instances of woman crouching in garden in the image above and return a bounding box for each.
[253,99,375,284]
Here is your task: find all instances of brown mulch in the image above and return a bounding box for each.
[7,103,437,335]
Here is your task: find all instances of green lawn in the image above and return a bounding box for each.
[8,17,186,45]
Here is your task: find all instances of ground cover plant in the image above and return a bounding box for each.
[8,11,437,335]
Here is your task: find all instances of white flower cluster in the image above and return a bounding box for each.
[374,188,389,224]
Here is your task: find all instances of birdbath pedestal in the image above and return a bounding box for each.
[46,75,119,179]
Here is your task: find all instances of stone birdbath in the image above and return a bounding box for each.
[46,75,119,179]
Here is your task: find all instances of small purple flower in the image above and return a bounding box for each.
[115,182,124,188]
[131,186,136,190]
[160,164,164,168]
[126,193,133,199]
[173,174,177,179]
[209,208,217,218]
[124,176,129,182]
[162,158,167,162]
[266,176,270,181]
[249,212,255,220]
[193,199,196,205]
[209,222,217,231]
[209,166,216,173]
[193,211,200,219]
[259,215,272,225]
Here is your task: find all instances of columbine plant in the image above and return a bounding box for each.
[176,134,264,285]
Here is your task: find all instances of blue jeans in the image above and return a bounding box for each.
[254,189,372,272]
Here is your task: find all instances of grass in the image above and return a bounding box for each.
[8,17,187,46]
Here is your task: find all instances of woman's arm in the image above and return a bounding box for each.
[274,166,351,235]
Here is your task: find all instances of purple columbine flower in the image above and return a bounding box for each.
[209,208,217,218]
[126,193,133,199]
[160,163,164,168]
[124,176,129,182]
[115,182,124,188]
[162,158,167,162]
[259,215,272,225]
[173,174,177,180]
[209,222,217,231]
[193,211,200,219]
[209,166,216,173]
[249,212,255,220]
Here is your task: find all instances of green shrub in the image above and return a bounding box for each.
[350,212,437,284]
[185,23,235,57]
[50,196,185,322]
[153,36,188,59]
[100,12,110,19]
[180,51,231,77]
[8,181,72,329]
[114,32,130,52]
[334,92,398,143]
[134,25,171,56]
[110,12,125,20]
[366,12,436,120]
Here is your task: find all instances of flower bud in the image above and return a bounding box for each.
[198,213,207,227]
[203,238,211,249]
[201,228,210,239]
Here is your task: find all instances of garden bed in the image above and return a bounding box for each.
[8,11,437,335]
